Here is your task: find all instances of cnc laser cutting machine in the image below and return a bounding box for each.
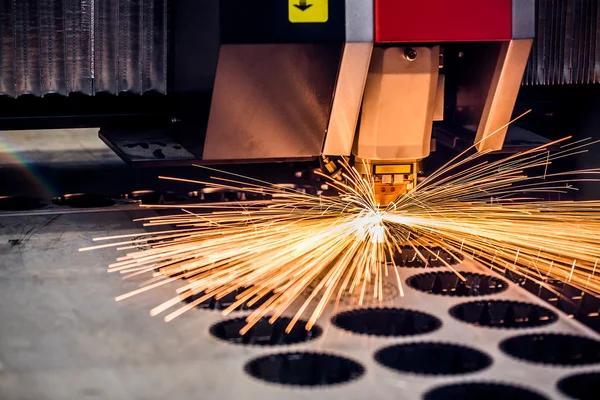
[0,0,540,204]
[2,2,600,400]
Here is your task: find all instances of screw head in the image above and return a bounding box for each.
[405,48,418,61]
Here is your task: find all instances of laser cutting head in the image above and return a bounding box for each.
[324,0,534,205]
[0,0,534,188]
[200,1,534,206]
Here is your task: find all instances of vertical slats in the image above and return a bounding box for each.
[537,0,546,84]
[39,0,67,95]
[549,0,556,84]
[0,0,16,97]
[142,0,166,93]
[595,1,600,82]
[118,0,142,93]
[587,0,597,83]
[2,0,167,97]
[558,0,567,84]
[94,0,118,93]
[64,0,93,94]
[525,0,600,84]
[14,0,41,95]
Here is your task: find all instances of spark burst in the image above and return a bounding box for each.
[81,130,600,333]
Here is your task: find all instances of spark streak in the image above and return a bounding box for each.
[82,136,600,333]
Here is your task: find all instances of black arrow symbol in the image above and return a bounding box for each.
[294,0,313,11]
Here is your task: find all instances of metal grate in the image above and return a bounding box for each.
[523,0,600,85]
[209,316,322,346]
[0,0,167,97]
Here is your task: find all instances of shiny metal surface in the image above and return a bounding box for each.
[511,0,535,39]
[475,39,533,152]
[344,0,374,42]
[356,46,440,161]
[203,43,342,161]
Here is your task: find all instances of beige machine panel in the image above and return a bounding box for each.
[356,46,440,161]
[322,0,374,156]
[203,44,340,161]
[323,43,373,156]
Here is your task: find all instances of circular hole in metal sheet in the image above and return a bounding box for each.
[244,352,364,386]
[449,300,558,329]
[0,196,46,211]
[183,288,274,311]
[407,271,508,297]
[374,342,492,376]
[331,307,441,337]
[210,316,322,346]
[53,193,115,208]
[557,371,600,400]
[424,382,549,400]
[392,246,463,267]
[500,333,600,366]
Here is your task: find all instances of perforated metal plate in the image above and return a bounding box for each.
[0,210,599,399]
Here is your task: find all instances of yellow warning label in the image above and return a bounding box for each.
[288,0,328,23]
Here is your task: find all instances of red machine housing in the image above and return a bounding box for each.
[375,0,513,43]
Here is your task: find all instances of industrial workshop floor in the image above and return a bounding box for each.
[1,209,599,400]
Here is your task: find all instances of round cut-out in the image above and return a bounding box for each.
[244,352,364,386]
[500,333,600,366]
[449,300,558,328]
[407,272,508,296]
[331,308,441,337]
[210,316,321,346]
[374,342,492,375]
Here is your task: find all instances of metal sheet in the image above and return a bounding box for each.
[0,211,597,399]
